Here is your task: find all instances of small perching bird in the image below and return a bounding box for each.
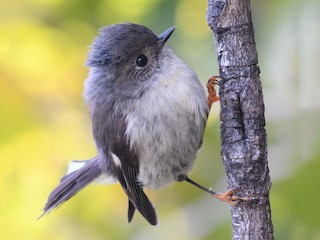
[40,23,245,226]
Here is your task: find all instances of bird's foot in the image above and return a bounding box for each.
[207,76,220,108]
[213,188,258,206]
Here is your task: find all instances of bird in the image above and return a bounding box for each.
[39,23,239,226]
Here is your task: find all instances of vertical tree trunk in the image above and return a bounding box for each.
[206,0,274,239]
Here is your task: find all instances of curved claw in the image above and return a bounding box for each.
[213,188,239,206]
[207,76,220,108]
[213,188,259,206]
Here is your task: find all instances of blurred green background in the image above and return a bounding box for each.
[1,0,320,239]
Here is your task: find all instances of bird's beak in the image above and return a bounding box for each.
[158,26,176,48]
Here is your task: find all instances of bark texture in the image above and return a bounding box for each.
[206,0,274,239]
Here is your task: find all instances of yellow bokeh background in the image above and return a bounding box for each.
[1,0,320,239]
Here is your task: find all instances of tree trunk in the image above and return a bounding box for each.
[206,0,274,239]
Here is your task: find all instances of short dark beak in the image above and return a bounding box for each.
[158,26,176,47]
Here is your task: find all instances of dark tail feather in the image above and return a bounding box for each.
[39,157,101,219]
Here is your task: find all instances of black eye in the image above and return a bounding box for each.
[136,54,148,67]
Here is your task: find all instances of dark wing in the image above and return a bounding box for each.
[92,106,157,225]
[113,162,157,225]
[127,199,136,223]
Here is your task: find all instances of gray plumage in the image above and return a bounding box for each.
[40,23,209,225]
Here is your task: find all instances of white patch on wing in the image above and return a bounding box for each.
[111,152,122,168]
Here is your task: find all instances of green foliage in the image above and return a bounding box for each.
[272,149,320,239]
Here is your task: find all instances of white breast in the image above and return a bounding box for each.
[125,55,208,189]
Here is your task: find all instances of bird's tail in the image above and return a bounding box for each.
[39,157,101,219]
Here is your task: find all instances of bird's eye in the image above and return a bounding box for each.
[136,55,148,67]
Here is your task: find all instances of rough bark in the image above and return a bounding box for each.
[206,0,274,239]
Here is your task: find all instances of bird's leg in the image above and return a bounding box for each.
[202,77,263,205]
[184,177,257,206]
[207,76,220,109]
